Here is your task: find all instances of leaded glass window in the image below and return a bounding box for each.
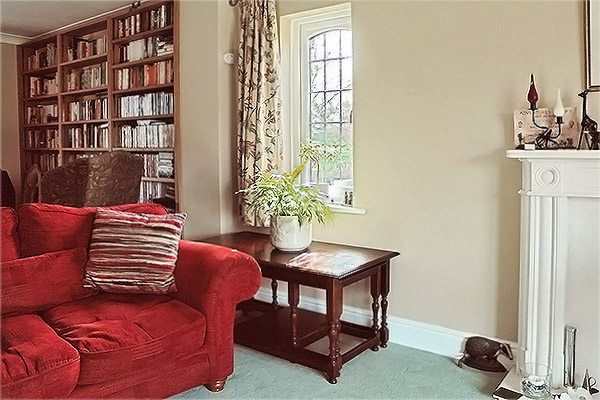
[307,29,353,188]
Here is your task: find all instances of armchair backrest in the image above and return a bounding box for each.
[40,151,143,207]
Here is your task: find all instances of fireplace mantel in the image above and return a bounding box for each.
[506,149,599,390]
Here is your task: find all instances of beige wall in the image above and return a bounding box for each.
[1,42,20,202]
[178,0,241,239]
[272,0,585,341]
[0,0,588,342]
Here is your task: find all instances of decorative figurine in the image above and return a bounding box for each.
[577,90,599,150]
[582,369,599,395]
[458,336,513,372]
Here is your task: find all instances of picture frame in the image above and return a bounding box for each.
[585,0,600,91]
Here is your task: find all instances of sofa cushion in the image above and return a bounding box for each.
[1,207,19,261]
[42,293,206,385]
[17,203,168,258]
[83,209,186,294]
[1,314,80,399]
[1,247,94,316]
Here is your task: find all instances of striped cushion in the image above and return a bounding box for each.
[83,209,186,294]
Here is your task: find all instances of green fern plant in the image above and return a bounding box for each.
[238,148,333,225]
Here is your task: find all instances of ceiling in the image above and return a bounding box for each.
[0,1,133,38]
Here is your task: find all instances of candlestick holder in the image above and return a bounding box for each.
[527,76,564,150]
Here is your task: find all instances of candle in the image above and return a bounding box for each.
[554,88,565,119]
[528,73,539,110]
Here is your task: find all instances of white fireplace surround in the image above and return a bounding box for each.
[506,150,600,389]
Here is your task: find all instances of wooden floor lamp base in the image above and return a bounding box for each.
[205,379,227,392]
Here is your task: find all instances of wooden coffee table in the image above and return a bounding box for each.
[203,232,399,383]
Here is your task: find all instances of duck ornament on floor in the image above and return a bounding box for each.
[458,336,513,372]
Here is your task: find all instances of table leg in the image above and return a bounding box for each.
[370,266,381,351]
[271,279,278,307]
[288,282,299,347]
[326,279,343,384]
[380,261,390,348]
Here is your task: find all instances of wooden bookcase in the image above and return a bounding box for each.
[17,0,179,211]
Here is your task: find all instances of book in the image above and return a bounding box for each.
[66,123,109,148]
[65,97,108,121]
[26,43,56,70]
[116,59,173,90]
[117,92,174,118]
[117,4,172,38]
[28,76,58,97]
[119,36,173,63]
[118,122,174,148]
[25,128,58,148]
[26,104,58,124]
[65,62,107,91]
[65,34,106,61]
[29,153,58,172]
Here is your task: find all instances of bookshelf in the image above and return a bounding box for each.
[17,1,179,211]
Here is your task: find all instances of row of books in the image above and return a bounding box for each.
[65,97,108,122]
[65,62,107,91]
[25,128,58,148]
[65,152,103,163]
[115,60,173,90]
[26,104,58,124]
[26,43,57,71]
[118,122,174,148]
[29,153,58,172]
[65,35,107,61]
[118,92,174,118]
[28,76,58,97]
[66,124,109,148]
[119,36,173,63]
[141,152,174,178]
[139,181,173,203]
[116,4,172,38]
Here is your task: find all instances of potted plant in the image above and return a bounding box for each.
[239,148,333,252]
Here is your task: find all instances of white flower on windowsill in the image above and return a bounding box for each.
[559,387,592,400]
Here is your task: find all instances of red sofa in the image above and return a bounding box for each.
[1,203,261,398]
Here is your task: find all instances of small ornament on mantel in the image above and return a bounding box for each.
[513,74,579,149]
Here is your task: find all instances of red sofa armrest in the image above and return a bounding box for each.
[170,240,261,381]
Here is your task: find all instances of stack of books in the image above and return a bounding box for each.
[116,3,172,38]
[65,35,107,61]
[141,153,173,178]
[119,36,173,63]
[66,123,109,148]
[65,97,108,121]
[26,43,57,70]
[118,122,174,148]
[118,92,173,118]
[28,76,58,97]
[115,59,173,89]
[157,152,174,178]
[25,128,58,148]
[26,104,58,124]
[65,62,107,91]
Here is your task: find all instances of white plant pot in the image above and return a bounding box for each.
[270,216,312,252]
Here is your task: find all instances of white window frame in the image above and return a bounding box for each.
[281,4,364,214]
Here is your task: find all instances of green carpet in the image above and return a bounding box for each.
[174,344,504,399]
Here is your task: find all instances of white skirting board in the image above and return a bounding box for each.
[254,287,517,364]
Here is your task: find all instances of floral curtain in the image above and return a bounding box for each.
[236,0,284,227]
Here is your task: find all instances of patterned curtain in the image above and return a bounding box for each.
[237,0,284,227]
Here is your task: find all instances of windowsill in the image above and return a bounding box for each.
[328,203,366,215]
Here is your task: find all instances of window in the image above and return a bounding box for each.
[282,4,356,208]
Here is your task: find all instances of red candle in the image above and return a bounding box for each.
[527,73,539,110]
